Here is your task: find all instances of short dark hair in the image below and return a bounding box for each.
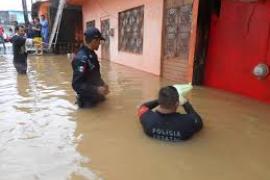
[15,25,25,32]
[158,86,179,109]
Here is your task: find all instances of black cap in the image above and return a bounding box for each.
[84,27,105,41]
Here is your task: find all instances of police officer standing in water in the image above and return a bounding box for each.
[72,27,109,108]
[138,86,203,141]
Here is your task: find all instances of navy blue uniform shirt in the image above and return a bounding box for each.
[138,100,203,142]
[72,45,105,97]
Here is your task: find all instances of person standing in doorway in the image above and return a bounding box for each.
[40,15,49,45]
[71,27,109,108]
[32,17,43,55]
[27,21,34,39]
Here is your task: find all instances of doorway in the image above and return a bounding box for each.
[100,18,110,60]
[194,0,270,103]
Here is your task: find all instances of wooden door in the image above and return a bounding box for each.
[161,0,193,82]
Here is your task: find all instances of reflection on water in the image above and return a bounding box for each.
[0,55,98,180]
[1,54,270,180]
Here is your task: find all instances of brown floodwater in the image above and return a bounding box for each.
[0,54,270,180]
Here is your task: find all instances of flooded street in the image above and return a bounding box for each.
[0,54,270,180]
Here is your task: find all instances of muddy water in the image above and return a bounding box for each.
[0,54,270,180]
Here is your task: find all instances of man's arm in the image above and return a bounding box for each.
[182,101,203,131]
[137,99,159,118]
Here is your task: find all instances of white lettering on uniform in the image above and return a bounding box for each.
[78,66,84,72]
[152,128,182,139]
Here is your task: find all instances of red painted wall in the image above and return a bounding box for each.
[205,0,270,103]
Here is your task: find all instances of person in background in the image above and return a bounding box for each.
[138,86,203,142]
[40,15,49,45]
[27,22,34,39]
[8,27,14,35]
[32,17,43,55]
[0,24,6,54]
[71,27,109,108]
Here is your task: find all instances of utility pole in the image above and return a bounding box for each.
[22,0,29,26]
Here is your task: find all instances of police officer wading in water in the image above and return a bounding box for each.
[72,27,109,108]
[138,86,203,142]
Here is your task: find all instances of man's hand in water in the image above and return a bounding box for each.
[97,85,110,96]
[104,84,110,95]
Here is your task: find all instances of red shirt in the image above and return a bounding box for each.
[0,26,4,36]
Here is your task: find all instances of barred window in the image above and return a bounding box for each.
[163,4,192,59]
[118,6,144,54]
